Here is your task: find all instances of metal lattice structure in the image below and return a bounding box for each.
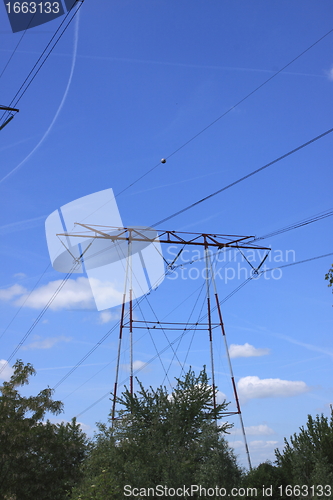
[58,224,271,469]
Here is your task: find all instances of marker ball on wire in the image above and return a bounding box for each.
[160,158,166,164]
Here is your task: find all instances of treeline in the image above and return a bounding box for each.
[1,361,332,499]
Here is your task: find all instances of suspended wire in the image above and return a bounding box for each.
[68,252,232,399]
[260,252,333,275]
[135,298,173,389]
[62,329,149,401]
[52,317,121,390]
[0,11,82,354]
[0,10,81,184]
[0,262,79,376]
[0,1,84,127]
[0,263,51,344]
[75,250,333,418]
[164,249,223,383]
[141,293,183,372]
[252,208,333,241]
[109,230,184,388]
[0,4,330,416]
[180,250,225,375]
[166,208,333,271]
[75,323,209,418]
[0,234,93,375]
[1,199,325,351]
[12,24,330,226]
[52,263,169,391]
[51,207,332,397]
[115,27,333,197]
[4,204,328,395]
[151,126,333,227]
[0,20,32,81]
[162,280,206,385]
[177,283,210,377]
[208,253,333,319]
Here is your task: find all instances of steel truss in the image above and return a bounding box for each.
[58,224,271,470]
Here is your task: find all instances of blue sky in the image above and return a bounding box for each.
[0,0,333,468]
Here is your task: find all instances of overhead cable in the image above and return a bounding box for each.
[252,209,333,241]
[0,9,37,81]
[116,27,333,197]
[0,1,84,127]
[152,127,333,227]
[0,263,51,344]
[0,263,79,376]
[74,251,333,418]
[51,208,333,393]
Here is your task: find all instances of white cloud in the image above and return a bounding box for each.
[49,418,91,433]
[228,440,244,449]
[0,360,14,381]
[15,277,95,310]
[0,284,27,301]
[78,421,91,432]
[216,390,227,403]
[328,67,333,81]
[13,272,27,279]
[22,335,71,350]
[133,360,147,371]
[237,375,309,400]
[229,343,270,358]
[122,360,148,373]
[98,309,122,324]
[88,277,124,311]
[230,424,275,436]
[249,440,278,450]
[0,277,125,312]
[228,439,279,466]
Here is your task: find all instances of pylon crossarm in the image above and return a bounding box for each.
[57,225,271,251]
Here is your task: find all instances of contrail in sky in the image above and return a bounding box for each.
[0,214,46,235]
[0,12,80,185]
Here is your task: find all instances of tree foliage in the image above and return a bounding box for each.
[325,264,333,292]
[0,360,87,500]
[71,367,242,499]
[275,409,333,498]
[241,461,289,500]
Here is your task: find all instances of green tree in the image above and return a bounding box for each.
[241,461,289,500]
[0,360,87,500]
[71,367,242,499]
[325,264,333,292]
[275,409,333,498]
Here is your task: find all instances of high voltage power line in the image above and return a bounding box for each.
[74,250,333,419]
[49,210,333,392]
[0,9,332,416]
[1,124,332,385]
[0,5,39,82]
[0,0,84,128]
[0,262,79,376]
[252,209,333,241]
[116,26,333,197]
[51,224,333,394]
[151,126,333,227]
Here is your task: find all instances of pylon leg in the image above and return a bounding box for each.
[111,234,132,423]
[206,251,252,470]
[204,246,217,414]
[129,288,133,395]
[111,296,126,423]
